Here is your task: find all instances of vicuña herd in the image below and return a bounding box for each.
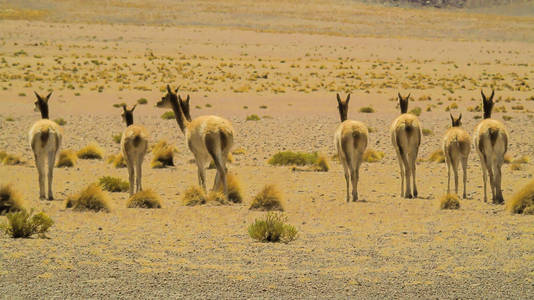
[25,86,509,204]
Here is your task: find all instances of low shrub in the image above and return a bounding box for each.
[54,118,67,126]
[0,209,53,238]
[137,98,148,104]
[161,111,175,120]
[65,184,111,212]
[2,153,23,165]
[99,176,129,192]
[248,212,297,243]
[363,149,385,163]
[409,107,422,116]
[107,153,126,168]
[249,184,284,211]
[56,149,77,167]
[422,128,433,136]
[112,133,122,144]
[507,179,534,215]
[182,186,208,206]
[427,150,445,163]
[0,184,25,214]
[127,189,162,208]
[246,114,261,121]
[268,151,318,167]
[440,193,460,210]
[359,106,375,113]
[77,143,103,159]
[151,140,174,168]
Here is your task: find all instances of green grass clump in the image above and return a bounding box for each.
[56,149,77,167]
[0,184,25,214]
[65,184,111,212]
[249,184,284,211]
[359,106,375,113]
[112,133,122,144]
[127,189,162,208]
[54,118,67,126]
[507,179,534,215]
[440,193,460,210]
[427,150,445,163]
[161,111,175,120]
[409,107,422,116]
[137,98,148,105]
[77,143,103,159]
[363,149,385,163]
[98,176,129,193]
[107,153,126,168]
[248,212,297,243]
[268,151,319,167]
[151,140,174,168]
[246,114,261,121]
[0,209,53,238]
[2,153,23,165]
[422,128,433,136]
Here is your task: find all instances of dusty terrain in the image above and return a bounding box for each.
[1,0,534,298]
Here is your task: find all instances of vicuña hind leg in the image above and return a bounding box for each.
[135,156,143,193]
[47,150,57,200]
[126,154,135,196]
[394,150,405,197]
[461,157,468,199]
[35,153,46,200]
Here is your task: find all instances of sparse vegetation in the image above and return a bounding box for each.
[359,106,375,113]
[440,193,460,210]
[232,147,246,155]
[268,151,317,167]
[182,186,207,206]
[54,118,67,126]
[0,184,25,214]
[161,111,175,120]
[77,143,103,159]
[510,163,522,171]
[218,173,243,203]
[422,128,433,136]
[246,114,261,121]
[248,212,297,243]
[0,209,53,238]
[427,150,445,163]
[137,98,148,104]
[1,153,23,165]
[112,133,122,144]
[507,179,534,215]
[512,156,529,164]
[151,140,174,168]
[56,149,77,167]
[127,189,162,208]
[410,107,422,116]
[65,184,111,212]
[250,184,284,211]
[99,176,129,192]
[363,149,385,163]
[107,153,126,168]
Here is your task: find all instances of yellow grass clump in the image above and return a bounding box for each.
[77,143,104,159]
[182,186,208,206]
[98,176,129,193]
[510,163,522,171]
[56,149,77,167]
[249,184,284,211]
[0,184,25,214]
[1,152,23,165]
[127,189,162,208]
[440,194,460,210]
[314,154,329,172]
[269,151,327,172]
[512,155,529,164]
[151,140,175,168]
[504,153,513,164]
[248,212,297,243]
[363,149,385,163]
[218,173,243,203]
[428,150,445,163]
[65,184,111,212]
[359,106,375,113]
[507,179,534,215]
[107,153,126,168]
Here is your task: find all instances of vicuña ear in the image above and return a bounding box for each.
[34,91,41,101]
[45,91,53,102]
[458,113,462,121]
[398,92,403,101]
[345,94,350,103]
[186,95,190,102]
[121,104,127,112]
[336,93,342,104]
[175,86,179,93]
[406,93,410,100]
[481,89,486,102]
[130,104,137,112]
[178,95,182,102]
[489,89,495,102]
[450,113,454,123]
[167,84,172,94]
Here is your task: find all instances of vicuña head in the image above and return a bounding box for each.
[450,113,462,127]
[398,92,410,114]
[481,89,495,119]
[121,104,136,126]
[336,93,350,122]
[34,91,52,119]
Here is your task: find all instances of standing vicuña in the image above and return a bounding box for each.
[29,91,63,200]
[156,85,234,200]
[443,113,470,198]
[391,93,422,198]
[120,104,148,196]
[334,93,369,202]
[474,89,508,204]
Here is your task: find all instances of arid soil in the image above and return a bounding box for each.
[1,1,534,298]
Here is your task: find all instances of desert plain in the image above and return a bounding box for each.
[0,0,534,298]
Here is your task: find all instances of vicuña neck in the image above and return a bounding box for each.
[40,106,49,119]
[169,97,189,134]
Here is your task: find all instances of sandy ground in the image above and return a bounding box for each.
[1,1,534,298]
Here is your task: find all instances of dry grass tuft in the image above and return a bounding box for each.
[440,193,460,210]
[0,184,25,214]
[65,184,111,212]
[507,179,534,215]
[359,106,375,113]
[246,114,261,121]
[510,163,522,171]
[127,189,162,208]
[314,154,329,172]
[98,176,129,193]
[504,153,513,164]
[151,140,175,168]
[107,153,126,168]
[250,184,284,211]
[248,212,297,243]
[56,149,77,167]
[161,111,175,120]
[1,153,23,165]
[512,155,529,164]
[427,150,445,163]
[0,209,53,238]
[422,128,433,136]
[363,149,385,163]
[219,173,243,203]
[207,191,228,205]
[54,118,67,126]
[77,143,103,159]
[182,186,208,206]
[232,147,246,155]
